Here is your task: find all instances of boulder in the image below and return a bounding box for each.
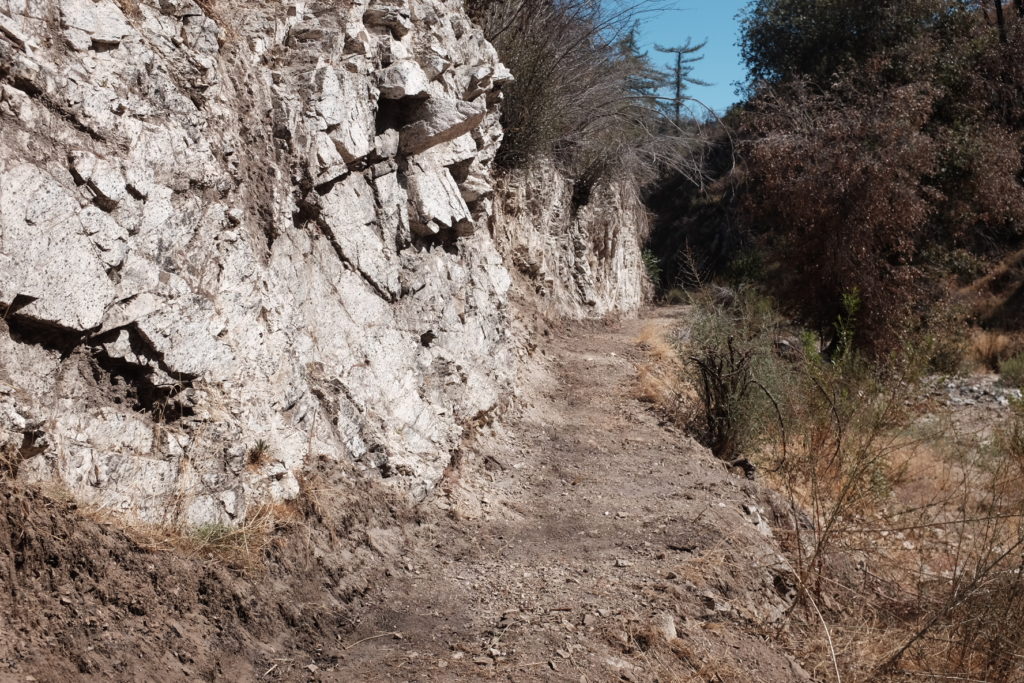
[400,98,486,155]
[316,68,376,162]
[0,164,117,331]
[59,0,132,50]
[318,174,401,298]
[377,60,430,99]
[406,164,473,235]
[69,150,128,211]
[363,1,412,37]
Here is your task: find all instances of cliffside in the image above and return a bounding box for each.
[495,162,649,319]
[0,0,646,526]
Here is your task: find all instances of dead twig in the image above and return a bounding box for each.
[344,631,402,650]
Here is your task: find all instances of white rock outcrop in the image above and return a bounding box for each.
[0,0,646,525]
[495,162,649,317]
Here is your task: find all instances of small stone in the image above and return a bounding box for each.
[652,613,677,641]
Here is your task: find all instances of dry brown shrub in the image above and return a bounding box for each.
[681,289,1024,679]
[971,328,1012,371]
[766,383,1024,682]
[468,0,708,193]
[740,80,942,356]
[113,0,142,21]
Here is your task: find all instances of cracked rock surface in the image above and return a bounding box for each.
[0,0,646,524]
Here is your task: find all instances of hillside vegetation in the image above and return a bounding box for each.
[652,0,1024,360]
[642,2,1024,680]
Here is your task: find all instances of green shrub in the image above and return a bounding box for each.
[686,287,925,593]
[686,287,790,462]
[642,249,662,286]
[738,0,966,87]
[1000,352,1024,387]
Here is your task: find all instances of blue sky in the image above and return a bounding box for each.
[637,0,749,116]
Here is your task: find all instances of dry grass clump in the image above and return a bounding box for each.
[180,505,276,565]
[633,323,695,425]
[91,503,281,570]
[0,442,18,479]
[972,328,1012,371]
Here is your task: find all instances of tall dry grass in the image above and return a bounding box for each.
[972,328,1013,371]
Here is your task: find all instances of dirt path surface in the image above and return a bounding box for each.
[333,307,807,682]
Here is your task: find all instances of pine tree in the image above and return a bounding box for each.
[617,24,666,104]
[654,40,709,126]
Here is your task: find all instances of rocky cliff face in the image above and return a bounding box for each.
[495,162,649,318]
[0,0,646,526]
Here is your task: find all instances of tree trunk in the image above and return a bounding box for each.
[995,0,1008,43]
[673,52,682,127]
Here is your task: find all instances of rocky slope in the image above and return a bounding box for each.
[0,0,646,526]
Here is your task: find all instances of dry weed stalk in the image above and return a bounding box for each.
[633,323,695,425]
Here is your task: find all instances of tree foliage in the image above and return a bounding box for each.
[740,81,942,354]
[729,0,1024,353]
[738,0,973,88]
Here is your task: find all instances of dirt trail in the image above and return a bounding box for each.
[334,307,806,682]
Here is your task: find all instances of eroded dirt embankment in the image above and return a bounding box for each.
[0,468,415,681]
[1,307,810,681]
